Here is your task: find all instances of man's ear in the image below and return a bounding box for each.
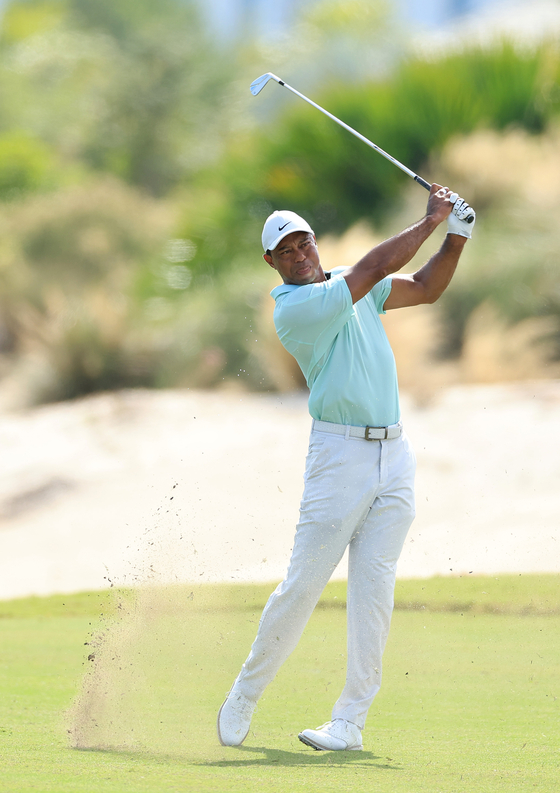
[263,253,276,269]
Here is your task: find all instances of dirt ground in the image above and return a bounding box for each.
[1,382,559,600]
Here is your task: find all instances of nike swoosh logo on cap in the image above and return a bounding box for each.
[278,222,291,231]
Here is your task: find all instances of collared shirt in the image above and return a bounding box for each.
[270,268,399,427]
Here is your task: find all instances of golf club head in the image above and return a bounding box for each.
[250,73,280,96]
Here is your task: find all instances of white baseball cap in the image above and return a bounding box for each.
[262,210,314,252]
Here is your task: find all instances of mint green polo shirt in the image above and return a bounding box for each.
[270,268,399,427]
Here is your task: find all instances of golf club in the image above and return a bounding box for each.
[250,72,474,222]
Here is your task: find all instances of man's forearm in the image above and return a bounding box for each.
[411,233,467,304]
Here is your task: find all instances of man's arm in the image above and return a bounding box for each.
[343,184,455,304]
[383,233,467,309]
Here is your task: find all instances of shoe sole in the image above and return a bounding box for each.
[217,698,250,747]
[298,732,363,751]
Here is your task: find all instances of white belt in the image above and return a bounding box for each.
[313,419,402,441]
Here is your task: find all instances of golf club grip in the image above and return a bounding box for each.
[415,174,474,222]
[414,175,431,191]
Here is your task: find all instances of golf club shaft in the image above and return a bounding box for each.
[274,77,431,191]
[251,73,473,222]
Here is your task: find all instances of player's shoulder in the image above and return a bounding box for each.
[271,272,346,303]
[329,266,347,279]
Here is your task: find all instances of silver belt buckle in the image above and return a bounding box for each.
[365,426,388,441]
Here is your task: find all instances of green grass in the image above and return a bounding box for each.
[0,576,559,792]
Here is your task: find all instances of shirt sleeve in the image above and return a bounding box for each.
[370,276,393,314]
[274,275,354,358]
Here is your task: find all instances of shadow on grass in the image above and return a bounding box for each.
[73,744,402,771]
[201,744,403,770]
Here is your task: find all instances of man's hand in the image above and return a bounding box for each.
[426,183,456,225]
[447,196,476,238]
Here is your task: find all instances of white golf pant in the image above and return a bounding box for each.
[233,423,416,730]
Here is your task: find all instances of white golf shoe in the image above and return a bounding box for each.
[298,719,363,751]
[217,689,257,746]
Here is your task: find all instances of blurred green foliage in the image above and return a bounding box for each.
[0,180,170,399]
[1,0,560,401]
[0,0,234,195]
[435,197,560,360]
[0,131,59,199]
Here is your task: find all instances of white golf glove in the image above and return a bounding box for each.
[447,194,476,238]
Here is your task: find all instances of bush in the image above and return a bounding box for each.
[0,178,288,404]
[0,179,171,401]
[429,125,560,361]
[0,132,60,200]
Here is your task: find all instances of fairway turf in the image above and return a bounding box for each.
[0,576,558,792]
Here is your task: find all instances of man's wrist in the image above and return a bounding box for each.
[444,232,469,247]
[422,213,442,235]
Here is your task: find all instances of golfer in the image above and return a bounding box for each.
[217,184,475,751]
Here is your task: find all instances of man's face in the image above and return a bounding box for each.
[264,231,324,286]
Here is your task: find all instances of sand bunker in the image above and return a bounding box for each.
[1,382,559,600]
